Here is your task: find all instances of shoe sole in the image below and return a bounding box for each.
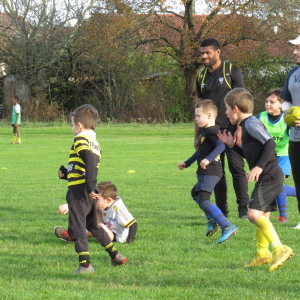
[244,258,272,268]
[54,226,72,242]
[206,224,219,237]
[268,250,294,272]
[217,228,238,244]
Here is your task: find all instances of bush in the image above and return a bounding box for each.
[239,47,294,114]
[22,95,66,122]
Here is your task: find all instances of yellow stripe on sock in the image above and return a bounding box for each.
[105,243,113,249]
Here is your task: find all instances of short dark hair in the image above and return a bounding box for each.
[224,88,254,114]
[97,181,117,199]
[200,38,221,51]
[13,95,19,102]
[71,104,98,130]
[195,99,218,117]
[266,88,282,101]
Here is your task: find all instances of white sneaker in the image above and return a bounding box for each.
[292,222,300,229]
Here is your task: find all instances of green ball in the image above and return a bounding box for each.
[284,106,300,127]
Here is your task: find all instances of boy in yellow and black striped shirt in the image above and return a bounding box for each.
[58,104,127,274]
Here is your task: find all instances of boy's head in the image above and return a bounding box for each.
[96,181,117,210]
[224,88,253,124]
[12,95,18,105]
[195,100,217,128]
[265,88,282,116]
[71,104,98,136]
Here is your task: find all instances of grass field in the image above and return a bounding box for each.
[0,123,299,300]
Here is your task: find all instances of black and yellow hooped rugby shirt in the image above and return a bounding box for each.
[67,131,101,193]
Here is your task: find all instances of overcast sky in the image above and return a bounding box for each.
[166,1,207,14]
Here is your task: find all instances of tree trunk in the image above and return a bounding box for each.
[184,67,198,120]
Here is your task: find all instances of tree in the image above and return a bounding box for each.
[135,0,300,117]
[0,0,94,107]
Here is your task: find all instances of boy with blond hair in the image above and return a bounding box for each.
[58,104,126,274]
[178,100,238,243]
[218,88,293,271]
[55,181,137,244]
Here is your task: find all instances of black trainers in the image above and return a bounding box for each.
[73,264,95,274]
[111,253,127,266]
[239,209,248,219]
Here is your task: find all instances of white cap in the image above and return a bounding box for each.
[288,34,300,45]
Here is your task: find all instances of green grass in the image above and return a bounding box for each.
[0,123,299,299]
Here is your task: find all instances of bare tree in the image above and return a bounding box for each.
[0,0,95,101]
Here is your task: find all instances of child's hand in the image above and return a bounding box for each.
[247,166,263,182]
[59,203,69,215]
[58,165,67,179]
[89,191,98,199]
[200,158,209,169]
[234,124,242,146]
[177,162,186,170]
[217,130,235,148]
[295,117,300,127]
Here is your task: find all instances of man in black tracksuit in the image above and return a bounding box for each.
[195,38,249,218]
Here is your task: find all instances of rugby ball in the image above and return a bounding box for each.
[284,106,300,127]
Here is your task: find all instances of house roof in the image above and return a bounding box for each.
[146,13,295,64]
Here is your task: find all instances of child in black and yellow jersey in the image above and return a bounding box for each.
[58,104,126,274]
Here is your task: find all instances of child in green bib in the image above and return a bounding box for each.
[11,95,21,144]
[257,88,296,223]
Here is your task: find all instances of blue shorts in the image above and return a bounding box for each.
[277,156,291,177]
[195,174,220,193]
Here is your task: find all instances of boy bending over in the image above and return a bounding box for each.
[55,181,137,245]
[59,104,126,274]
[177,100,238,243]
[218,88,293,271]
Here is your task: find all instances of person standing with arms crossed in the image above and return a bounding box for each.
[195,38,249,218]
[280,34,300,227]
[11,95,21,144]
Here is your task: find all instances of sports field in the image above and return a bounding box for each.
[0,123,299,300]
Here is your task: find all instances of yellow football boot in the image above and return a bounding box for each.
[244,251,272,268]
[268,245,294,272]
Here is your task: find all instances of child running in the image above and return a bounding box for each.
[218,88,293,271]
[59,104,126,274]
[177,100,238,243]
[55,181,137,245]
[257,88,296,223]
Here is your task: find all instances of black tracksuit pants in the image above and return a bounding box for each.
[66,186,111,254]
[214,124,249,215]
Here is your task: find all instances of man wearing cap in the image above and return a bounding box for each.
[280,34,300,227]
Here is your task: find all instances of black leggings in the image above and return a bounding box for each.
[289,140,300,213]
[67,186,111,254]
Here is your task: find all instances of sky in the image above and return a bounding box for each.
[166,0,207,15]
